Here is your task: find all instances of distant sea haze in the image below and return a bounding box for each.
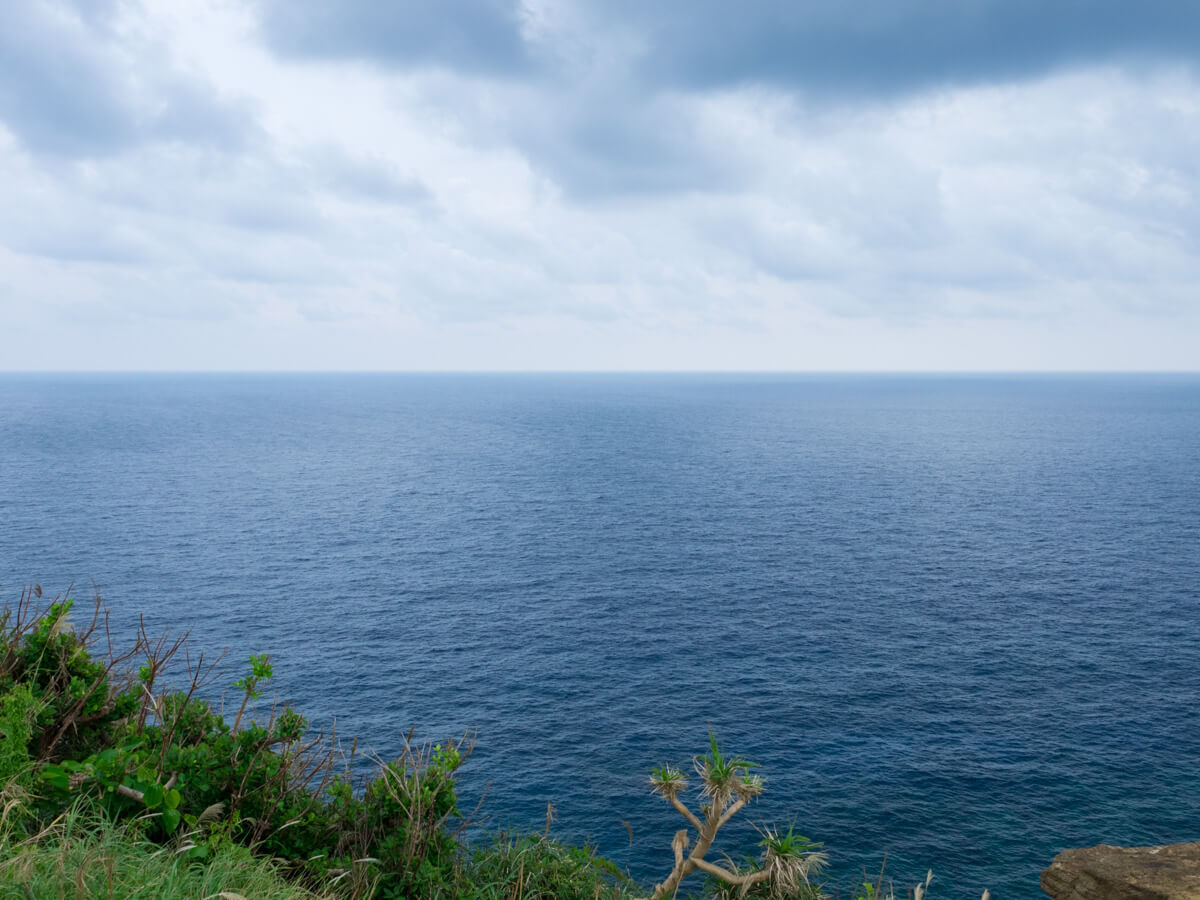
[2,373,1198,899]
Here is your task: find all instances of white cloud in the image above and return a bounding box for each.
[0,0,1197,370]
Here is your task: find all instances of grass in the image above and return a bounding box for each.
[0,804,636,900]
[0,796,337,900]
[454,831,639,900]
[0,771,635,900]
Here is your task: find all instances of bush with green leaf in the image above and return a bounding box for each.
[13,588,965,900]
[458,831,639,899]
[1,589,141,766]
[3,588,496,898]
[0,682,38,790]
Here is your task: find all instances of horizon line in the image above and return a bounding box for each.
[1,369,1199,377]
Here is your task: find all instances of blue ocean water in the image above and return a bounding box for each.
[2,373,1198,898]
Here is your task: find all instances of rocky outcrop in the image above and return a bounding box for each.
[1042,842,1200,899]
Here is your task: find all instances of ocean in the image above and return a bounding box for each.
[2,373,1198,898]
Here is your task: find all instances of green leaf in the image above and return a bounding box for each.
[161,807,181,834]
[95,748,119,767]
[142,782,164,809]
[163,788,181,810]
[39,764,69,792]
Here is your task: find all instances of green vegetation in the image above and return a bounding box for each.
[0,799,336,900]
[1,585,971,899]
[0,586,640,898]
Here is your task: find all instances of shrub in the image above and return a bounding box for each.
[0,589,141,765]
[459,831,638,899]
[4,587,482,898]
[263,732,474,899]
[11,588,901,900]
[0,682,38,790]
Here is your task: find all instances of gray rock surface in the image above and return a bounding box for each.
[1042,842,1200,900]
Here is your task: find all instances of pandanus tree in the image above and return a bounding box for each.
[642,733,828,899]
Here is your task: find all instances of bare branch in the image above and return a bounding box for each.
[669,794,704,832]
[716,794,748,831]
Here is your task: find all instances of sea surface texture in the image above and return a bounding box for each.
[2,374,1198,898]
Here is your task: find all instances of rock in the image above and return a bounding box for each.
[1042,841,1200,900]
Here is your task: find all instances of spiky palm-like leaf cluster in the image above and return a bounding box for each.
[648,764,688,802]
[640,733,824,900]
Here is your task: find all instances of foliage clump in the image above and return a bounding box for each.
[7,585,955,899]
[0,585,638,899]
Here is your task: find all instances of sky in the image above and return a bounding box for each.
[1,0,1198,371]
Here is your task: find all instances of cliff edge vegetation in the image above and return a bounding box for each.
[1,586,938,900]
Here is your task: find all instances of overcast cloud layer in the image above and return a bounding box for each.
[1,0,1197,370]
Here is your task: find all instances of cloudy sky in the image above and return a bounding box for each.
[2,0,1198,370]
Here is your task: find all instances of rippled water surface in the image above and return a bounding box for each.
[2,373,1199,898]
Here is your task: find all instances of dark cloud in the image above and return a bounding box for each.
[247,0,1200,202]
[0,2,136,154]
[256,0,531,74]
[256,0,1200,96]
[0,1,255,157]
[611,0,1200,96]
